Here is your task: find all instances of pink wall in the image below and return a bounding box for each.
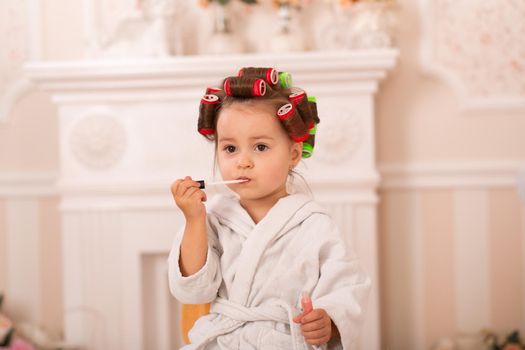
[0,91,58,171]
[489,190,524,331]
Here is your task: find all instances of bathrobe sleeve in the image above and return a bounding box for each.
[308,214,371,349]
[167,214,223,304]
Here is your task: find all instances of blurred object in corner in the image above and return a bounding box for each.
[16,323,78,350]
[432,329,525,350]
[0,292,34,350]
[0,293,77,350]
[0,293,15,348]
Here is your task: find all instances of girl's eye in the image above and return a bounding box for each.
[255,144,268,152]
[224,145,236,153]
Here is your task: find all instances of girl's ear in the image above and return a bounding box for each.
[290,142,303,167]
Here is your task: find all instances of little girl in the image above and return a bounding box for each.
[168,67,370,350]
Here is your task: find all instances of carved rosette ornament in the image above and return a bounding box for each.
[315,111,362,163]
[69,113,127,170]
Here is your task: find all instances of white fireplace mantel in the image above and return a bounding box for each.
[26,49,398,350]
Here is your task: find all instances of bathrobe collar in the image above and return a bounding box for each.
[207,193,325,305]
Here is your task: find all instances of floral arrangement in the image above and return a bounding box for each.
[339,0,394,6]
[198,0,256,7]
[484,330,525,350]
[271,0,302,9]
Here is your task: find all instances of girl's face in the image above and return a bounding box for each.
[216,102,302,207]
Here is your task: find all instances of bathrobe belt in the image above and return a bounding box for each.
[210,297,310,350]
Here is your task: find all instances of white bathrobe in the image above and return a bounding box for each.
[168,193,370,350]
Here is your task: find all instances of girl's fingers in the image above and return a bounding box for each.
[171,179,183,196]
[300,309,326,323]
[301,327,331,339]
[182,186,207,206]
[176,178,200,197]
[302,321,331,344]
[182,186,201,200]
[301,318,328,332]
[294,309,324,325]
[191,187,207,202]
[175,179,188,197]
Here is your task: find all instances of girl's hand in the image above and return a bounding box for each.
[171,176,207,220]
[293,294,333,346]
[293,308,333,346]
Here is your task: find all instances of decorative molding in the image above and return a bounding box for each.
[0,77,33,125]
[0,172,58,197]
[316,111,362,163]
[418,0,525,111]
[379,160,525,190]
[25,50,399,102]
[69,112,127,170]
[1,0,41,124]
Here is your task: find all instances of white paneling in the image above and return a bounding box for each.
[61,210,123,349]
[354,204,380,350]
[119,210,183,350]
[453,190,491,332]
[142,254,181,350]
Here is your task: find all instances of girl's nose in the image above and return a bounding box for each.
[237,153,254,168]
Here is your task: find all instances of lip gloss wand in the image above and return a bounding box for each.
[197,179,247,189]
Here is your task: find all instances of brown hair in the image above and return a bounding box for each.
[197,67,320,158]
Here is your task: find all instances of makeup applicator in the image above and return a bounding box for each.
[197,179,248,189]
